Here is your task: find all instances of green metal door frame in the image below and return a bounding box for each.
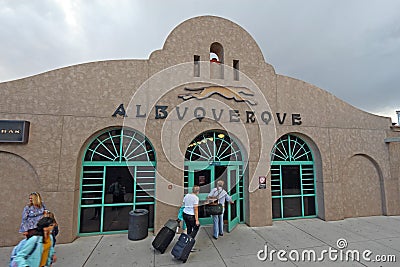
[78,128,156,236]
[271,134,317,220]
[227,165,240,232]
[184,130,245,228]
[188,164,214,225]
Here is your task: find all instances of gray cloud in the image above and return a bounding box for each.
[0,0,398,122]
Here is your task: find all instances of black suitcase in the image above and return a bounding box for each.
[171,233,196,263]
[152,219,180,254]
[164,219,180,232]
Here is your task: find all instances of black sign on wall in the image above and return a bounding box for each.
[0,120,30,143]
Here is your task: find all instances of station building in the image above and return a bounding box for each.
[1,16,400,246]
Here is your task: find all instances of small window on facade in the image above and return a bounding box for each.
[233,60,239,81]
[210,42,224,79]
[194,55,200,77]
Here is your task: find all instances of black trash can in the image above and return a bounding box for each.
[128,209,149,240]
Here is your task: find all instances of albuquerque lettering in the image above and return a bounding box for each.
[114,104,302,125]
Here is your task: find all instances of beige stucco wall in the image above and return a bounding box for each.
[1,15,399,246]
[0,152,40,246]
[342,155,383,218]
[387,127,400,215]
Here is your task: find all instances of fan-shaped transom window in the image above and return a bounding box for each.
[271,134,313,162]
[84,128,155,162]
[185,131,242,162]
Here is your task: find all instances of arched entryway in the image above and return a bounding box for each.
[270,134,317,220]
[342,154,384,218]
[78,127,156,235]
[184,130,245,232]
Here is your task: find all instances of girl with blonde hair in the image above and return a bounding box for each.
[19,192,46,237]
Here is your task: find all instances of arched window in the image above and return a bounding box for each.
[210,43,224,63]
[210,42,224,79]
[84,128,155,162]
[185,131,242,162]
[79,127,156,235]
[271,134,312,162]
[270,134,316,220]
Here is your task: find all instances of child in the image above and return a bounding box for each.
[43,210,59,245]
[43,210,59,265]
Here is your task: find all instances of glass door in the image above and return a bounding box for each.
[227,165,240,232]
[187,163,242,229]
[188,164,214,225]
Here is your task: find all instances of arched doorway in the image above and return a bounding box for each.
[0,152,40,245]
[342,154,384,218]
[184,130,245,232]
[270,134,317,220]
[78,127,156,235]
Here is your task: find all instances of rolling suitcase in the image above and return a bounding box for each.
[171,233,196,263]
[152,219,180,254]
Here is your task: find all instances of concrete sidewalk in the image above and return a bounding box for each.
[1,216,400,266]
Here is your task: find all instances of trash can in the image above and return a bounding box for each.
[128,209,149,240]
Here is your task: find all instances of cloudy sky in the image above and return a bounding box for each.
[1,0,399,123]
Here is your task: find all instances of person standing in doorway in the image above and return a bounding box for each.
[109,177,126,204]
[208,180,234,240]
[182,185,200,239]
[19,192,46,238]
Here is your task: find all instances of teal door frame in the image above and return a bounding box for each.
[78,127,156,236]
[185,161,243,228]
[227,165,240,232]
[188,164,214,225]
[271,134,317,220]
[184,130,245,229]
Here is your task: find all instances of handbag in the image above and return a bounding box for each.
[205,203,223,215]
[205,188,223,215]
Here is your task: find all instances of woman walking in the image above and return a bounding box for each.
[182,185,200,239]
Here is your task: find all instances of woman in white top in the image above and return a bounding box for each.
[182,185,200,238]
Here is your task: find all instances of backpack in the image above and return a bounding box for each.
[9,236,38,267]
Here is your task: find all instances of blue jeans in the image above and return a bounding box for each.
[212,207,224,238]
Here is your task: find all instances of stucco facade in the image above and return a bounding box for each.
[1,16,399,246]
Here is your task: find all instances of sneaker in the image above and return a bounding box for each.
[219,233,223,236]
[212,236,218,240]
[191,248,198,252]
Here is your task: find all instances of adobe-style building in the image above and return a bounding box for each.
[1,16,399,246]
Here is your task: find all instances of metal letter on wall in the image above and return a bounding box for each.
[112,104,127,117]
[0,120,30,143]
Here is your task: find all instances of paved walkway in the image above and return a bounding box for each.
[1,216,400,266]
